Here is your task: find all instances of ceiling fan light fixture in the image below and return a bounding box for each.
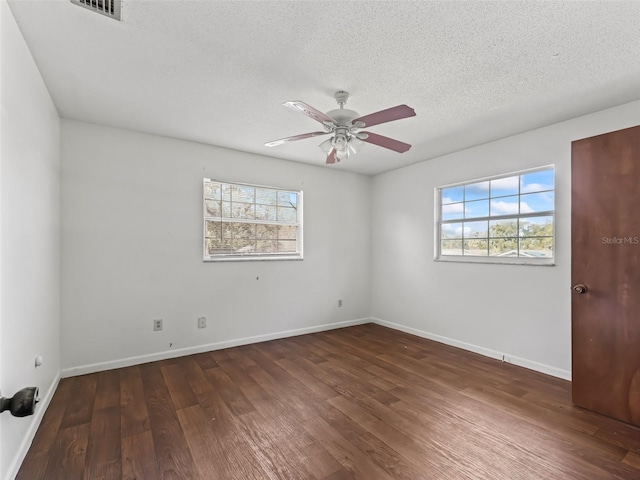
[331,132,348,151]
[348,137,364,155]
[336,148,349,161]
[319,138,333,154]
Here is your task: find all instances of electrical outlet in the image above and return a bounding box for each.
[197,316,207,329]
[338,299,342,307]
[153,318,163,331]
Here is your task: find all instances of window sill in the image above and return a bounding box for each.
[203,254,303,262]
[435,255,555,266]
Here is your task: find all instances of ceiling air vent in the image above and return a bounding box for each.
[70,0,121,21]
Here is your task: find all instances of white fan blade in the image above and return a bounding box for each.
[265,131,329,147]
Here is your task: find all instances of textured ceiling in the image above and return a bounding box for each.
[7,0,640,175]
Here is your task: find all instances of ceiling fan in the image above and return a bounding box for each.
[265,91,416,164]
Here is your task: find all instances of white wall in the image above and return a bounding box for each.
[371,100,640,380]
[60,120,371,374]
[0,1,61,478]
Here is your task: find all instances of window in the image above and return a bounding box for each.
[203,179,302,261]
[436,166,554,265]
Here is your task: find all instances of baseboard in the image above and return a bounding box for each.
[371,317,571,381]
[61,317,571,380]
[4,372,61,480]
[61,317,371,378]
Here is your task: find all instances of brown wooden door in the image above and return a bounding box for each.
[571,124,640,426]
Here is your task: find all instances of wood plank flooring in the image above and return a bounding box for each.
[17,324,640,479]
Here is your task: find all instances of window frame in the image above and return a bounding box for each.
[203,178,303,262]
[435,165,555,266]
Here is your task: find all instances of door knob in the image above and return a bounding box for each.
[572,284,588,294]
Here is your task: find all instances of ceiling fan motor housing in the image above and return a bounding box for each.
[326,108,360,126]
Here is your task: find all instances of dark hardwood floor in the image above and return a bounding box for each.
[17,323,640,479]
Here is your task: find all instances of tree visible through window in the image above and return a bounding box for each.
[203,179,302,260]
[436,166,554,264]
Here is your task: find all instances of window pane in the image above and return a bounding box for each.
[464,239,488,256]
[205,238,215,254]
[256,224,278,239]
[256,240,277,253]
[205,220,222,239]
[277,206,297,223]
[206,238,232,255]
[205,200,221,217]
[441,186,463,204]
[521,169,554,193]
[233,223,255,239]
[221,222,235,240]
[489,238,518,256]
[441,222,462,239]
[222,201,232,218]
[278,191,297,208]
[441,239,463,255]
[278,225,298,240]
[520,192,554,214]
[232,185,255,203]
[464,220,488,238]
[489,219,517,238]
[464,181,490,201]
[464,199,489,219]
[278,240,297,253]
[256,188,277,205]
[232,202,255,219]
[491,196,519,216]
[519,237,553,257]
[519,214,554,257]
[222,184,232,201]
[233,238,255,253]
[519,216,554,237]
[256,204,277,221]
[442,202,464,221]
[490,176,519,197]
[223,222,254,240]
[205,182,221,200]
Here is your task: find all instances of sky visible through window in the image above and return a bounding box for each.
[438,168,554,260]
